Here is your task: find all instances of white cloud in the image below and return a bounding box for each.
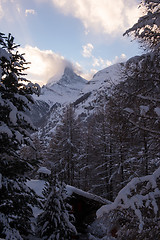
[87,53,127,79]
[82,43,94,58]
[25,9,36,16]
[112,53,127,64]
[95,53,127,68]
[93,57,105,67]
[82,41,127,70]
[18,45,75,86]
[51,0,141,36]
[82,68,97,80]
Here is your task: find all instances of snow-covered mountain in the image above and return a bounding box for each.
[29,67,87,127]
[34,67,87,106]
[30,63,125,136]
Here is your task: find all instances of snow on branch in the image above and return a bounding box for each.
[0,124,13,138]
[97,167,160,232]
[128,119,160,135]
[0,213,23,240]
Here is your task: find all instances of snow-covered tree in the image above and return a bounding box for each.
[118,52,160,175]
[97,167,160,240]
[48,105,80,186]
[0,32,40,239]
[124,0,160,51]
[85,107,114,200]
[37,178,77,240]
[0,33,40,162]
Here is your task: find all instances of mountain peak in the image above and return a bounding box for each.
[58,67,87,85]
[63,66,74,77]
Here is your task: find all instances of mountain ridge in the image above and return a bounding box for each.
[31,62,125,136]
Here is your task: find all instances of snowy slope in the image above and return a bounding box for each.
[31,63,125,136]
[34,67,87,107]
[83,62,124,93]
[34,63,124,108]
[75,62,125,116]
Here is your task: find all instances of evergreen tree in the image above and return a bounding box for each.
[0,32,40,239]
[37,178,77,240]
[123,0,160,51]
[122,0,160,176]
[116,52,160,176]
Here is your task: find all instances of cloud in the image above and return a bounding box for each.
[25,9,36,16]
[93,53,127,68]
[113,53,126,64]
[82,68,97,81]
[81,42,127,72]
[84,53,127,80]
[18,45,78,86]
[82,43,94,58]
[51,0,141,36]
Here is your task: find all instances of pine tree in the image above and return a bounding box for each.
[37,178,77,240]
[122,0,160,176]
[123,0,160,51]
[0,32,40,239]
[116,52,160,176]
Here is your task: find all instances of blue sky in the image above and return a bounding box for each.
[0,0,143,86]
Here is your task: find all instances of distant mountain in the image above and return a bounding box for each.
[30,63,125,136]
[29,67,87,128]
[34,67,87,107]
[50,67,87,86]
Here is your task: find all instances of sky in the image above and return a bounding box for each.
[0,0,143,86]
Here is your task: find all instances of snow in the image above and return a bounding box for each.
[8,102,17,126]
[96,167,160,232]
[124,107,134,114]
[32,63,126,138]
[0,213,22,240]
[34,67,87,107]
[14,93,30,106]
[14,131,23,143]
[154,107,160,117]
[26,179,48,198]
[19,111,35,130]
[37,166,51,175]
[33,63,124,109]
[66,185,111,205]
[139,105,149,116]
[0,48,11,62]
[0,124,13,138]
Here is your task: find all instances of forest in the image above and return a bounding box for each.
[0,0,160,239]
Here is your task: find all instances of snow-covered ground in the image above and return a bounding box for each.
[26,179,47,198]
[26,179,47,219]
